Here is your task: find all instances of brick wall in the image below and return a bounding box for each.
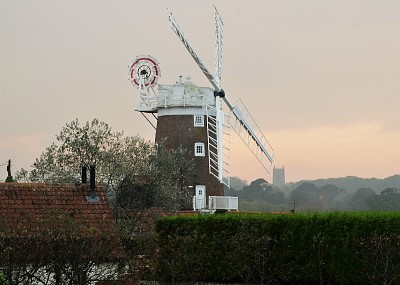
[155,114,223,197]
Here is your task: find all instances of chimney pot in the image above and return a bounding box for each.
[86,165,100,203]
[90,165,96,192]
[82,166,87,184]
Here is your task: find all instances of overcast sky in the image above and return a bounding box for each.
[1,0,400,183]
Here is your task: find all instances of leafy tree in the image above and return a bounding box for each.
[290,182,320,211]
[224,177,249,199]
[230,178,289,212]
[241,178,273,201]
[345,188,375,210]
[381,187,399,196]
[12,118,195,283]
[15,118,194,212]
[16,119,141,186]
[229,176,248,191]
[368,188,400,211]
[290,183,346,211]
[0,210,122,285]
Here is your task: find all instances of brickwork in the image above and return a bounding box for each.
[155,114,223,197]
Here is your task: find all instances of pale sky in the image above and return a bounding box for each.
[1,0,400,183]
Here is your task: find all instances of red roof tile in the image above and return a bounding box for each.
[0,182,116,236]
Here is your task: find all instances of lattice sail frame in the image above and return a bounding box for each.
[206,105,231,187]
[168,7,274,184]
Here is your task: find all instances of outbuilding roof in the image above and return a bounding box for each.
[0,182,115,235]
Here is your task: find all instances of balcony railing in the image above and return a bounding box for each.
[158,94,206,108]
[192,195,238,212]
[209,196,238,211]
[136,94,209,112]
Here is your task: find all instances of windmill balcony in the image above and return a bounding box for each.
[136,93,213,113]
[157,93,209,109]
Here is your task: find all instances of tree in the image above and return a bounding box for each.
[16,118,146,187]
[15,118,194,211]
[0,210,122,285]
[13,118,195,283]
[345,188,375,210]
[232,178,289,212]
[229,176,248,191]
[290,182,320,211]
[367,188,400,211]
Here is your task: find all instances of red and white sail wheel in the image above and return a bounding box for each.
[129,55,161,88]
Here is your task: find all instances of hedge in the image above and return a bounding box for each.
[155,212,400,285]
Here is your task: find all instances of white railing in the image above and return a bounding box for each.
[158,93,205,108]
[136,94,206,112]
[208,196,238,211]
[193,195,239,211]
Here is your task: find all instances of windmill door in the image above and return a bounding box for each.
[195,185,206,210]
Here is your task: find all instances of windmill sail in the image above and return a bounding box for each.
[168,13,220,92]
[168,9,274,179]
[169,12,231,186]
[228,99,274,172]
[214,4,223,87]
[206,105,231,186]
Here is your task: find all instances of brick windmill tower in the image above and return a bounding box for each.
[129,55,225,205]
[129,7,274,210]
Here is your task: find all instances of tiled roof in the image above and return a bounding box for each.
[0,182,116,236]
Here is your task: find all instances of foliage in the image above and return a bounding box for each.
[344,188,375,210]
[225,178,400,213]
[0,210,122,285]
[14,118,194,212]
[225,178,290,212]
[15,118,148,186]
[290,182,346,211]
[367,188,400,211]
[0,272,6,285]
[156,212,400,285]
[11,118,195,283]
[285,175,400,194]
[227,176,248,191]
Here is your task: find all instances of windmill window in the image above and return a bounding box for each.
[194,143,205,157]
[194,115,204,127]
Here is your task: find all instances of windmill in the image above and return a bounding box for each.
[168,8,274,179]
[129,7,274,210]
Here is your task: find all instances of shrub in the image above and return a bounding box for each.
[156,212,400,285]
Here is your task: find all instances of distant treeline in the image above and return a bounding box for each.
[285,174,400,193]
[225,175,400,212]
